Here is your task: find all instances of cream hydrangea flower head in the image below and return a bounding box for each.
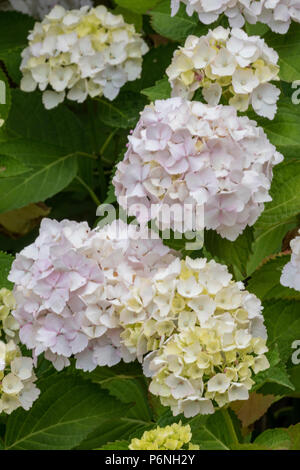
[171,1,300,34]
[0,289,40,414]
[166,27,280,119]
[0,347,40,414]
[20,4,149,109]
[1,1,93,20]
[0,288,19,338]
[121,257,269,418]
[113,97,283,241]
[129,422,199,450]
[9,218,176,372]
[280,231,300,291]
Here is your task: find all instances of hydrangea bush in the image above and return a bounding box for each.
[0,0,299,453]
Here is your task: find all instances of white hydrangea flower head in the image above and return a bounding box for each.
[171,1,300,34]
[9,218,176,372]
[20,4,149,108]
[0,288,19,339]
[0,289,40,414]
[166,27,280,119]
[280,231,300,291]
[0,349,40,414]
[121,257,269,417]
[1,1,93,19]
[113,97,283,241]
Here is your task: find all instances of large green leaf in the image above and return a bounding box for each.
[247,220,297,276]
[114,0,160,14]
[254,348,295,395]
[149,0,207,42]
[84,362,153,422]
[0,90,95,213]
[78,363,154,450]
[263,300,300,363]
[247,254,300,301]
[252,98,300,159]
[264,24,300,83]
[254,423,300,450]
[0,11,33,56]
[0,251,14,289]
[204,227,253,280]
[96,92,147,129]
[142,77,172,101]
[251,161,300,238]
[156,408,241,450]
[4,373,129,450]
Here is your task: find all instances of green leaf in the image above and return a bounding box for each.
[84,362,153,422]
[288,365,300,393]
[252,161,300,236]
[204,227,253,280]
[149,0,207,42]
[247,220,297,275]
[96,92,147,129]
[78,363,155,450]
[4,373,129,450]
[0,90,95,213]
[264,24,300,82]
[76,418,150,450]
[252,98,300,159]
[114,0,160,14]
[247,254,300,301]
[254,429,292,450]
[0,48,23,84]
[254,347,295,395]
[98,440,129,450]
[142,77,171,101]
[188,410,237,450]
[0,12,33,56]
[156,409,240,450]
[287,423,300,449]
[264,300,300,363]
[0,251,14,289]
[0,155,31,178]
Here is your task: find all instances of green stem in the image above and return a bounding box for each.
[76,175,101,206]
[100,129,118,156]
[221,407,239,446]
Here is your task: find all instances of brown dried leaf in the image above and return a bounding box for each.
[230,392,276,429]
[0,203,50,238]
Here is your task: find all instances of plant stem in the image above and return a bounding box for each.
[76,175,101,206]
[100,129,118,156]
[221,407,239,446]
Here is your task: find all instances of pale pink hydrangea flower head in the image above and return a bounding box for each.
[113,97,283,241]
[9,218,176,372]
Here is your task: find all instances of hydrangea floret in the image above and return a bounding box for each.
[20,4,149,109]
[129,422,199,450]
[171,1,300,34]
[113,97,283,241]
[0,288,40,414]
[8,218,175,372]
[121,257,269,417]
[280,231,300,291]
[166,26,280,119]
